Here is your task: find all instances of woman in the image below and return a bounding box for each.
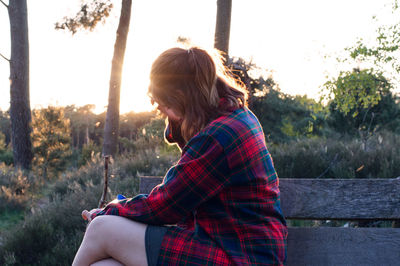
[73,47,287,266]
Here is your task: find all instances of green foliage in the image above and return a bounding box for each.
[32,106,72,180]
[328,91,400,135]
[1,131,399,264]
[0,209,24,232]
[0,51,398,264]
[0,105,173,169]
[228,57,329,143]
[323,68,392,117]
[0,133,13,165]
[321,0,400,137]
[345,1,400,77]
[55,0,113,35]
[252,87,327,143]
[270,131,400,179]
[119,111,156,141]
[0,165,35,213]
[0,188,96,266]
[0,148,178,265]
[0,112,13,165]
[0,96,398,265]
[141,117,166,139]
[0,111,10,147]
[118,111,158,154]
[64,105,98,149]
[0,159,112,265]
[78,141,102,167]
[0,151,13,166]
[140,117,182,155]
[229,57,399,143]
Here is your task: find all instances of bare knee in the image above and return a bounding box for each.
[85,215,148,264]
[73,216,117,266]
[86,215,110,236]
[85,216,109,238]
[83,216,113,252]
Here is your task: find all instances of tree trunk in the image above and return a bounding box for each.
[102,0,132,157]
[86,124,89,144]
[214,0,232,60]
[8,0,33,169]
[76,129,80,148]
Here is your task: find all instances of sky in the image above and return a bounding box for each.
[0,0,396,114]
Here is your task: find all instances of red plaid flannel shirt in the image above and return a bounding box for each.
[93,107,287,265]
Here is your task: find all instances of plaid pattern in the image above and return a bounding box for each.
[94,108,287,265]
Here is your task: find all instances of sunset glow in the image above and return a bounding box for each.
[0,0,395,114]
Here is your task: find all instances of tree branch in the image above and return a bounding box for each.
[315,153,339,179]
[0,52,10,62]
[0,0,8,8]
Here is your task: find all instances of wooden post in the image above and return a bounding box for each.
[98,155,111,208]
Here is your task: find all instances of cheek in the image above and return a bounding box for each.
[157,105,167,114]
[166,109,182,122]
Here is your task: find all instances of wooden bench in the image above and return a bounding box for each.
[139,176,400,266]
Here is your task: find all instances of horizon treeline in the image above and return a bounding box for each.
[0,59,399,179]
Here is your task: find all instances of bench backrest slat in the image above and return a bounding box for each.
[280,178,400,220]
[139,177,400,220]
[139,176,400,266]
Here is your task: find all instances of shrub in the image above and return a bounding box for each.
[32,106,72,180]
[269,131,400,179]
[0,133,13,166]
[0,151,13,166]
[1,124,398,265]
[0,149,177,265]
[78,141,102,167]
[0,165,36,213]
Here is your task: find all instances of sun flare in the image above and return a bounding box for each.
[120,61,154,114]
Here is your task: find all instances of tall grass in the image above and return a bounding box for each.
[270,131,400,179]
[0,131,399,265]
[0,165,36,213]
[0,147,178,265]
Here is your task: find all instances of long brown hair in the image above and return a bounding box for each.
[148,47,248,142]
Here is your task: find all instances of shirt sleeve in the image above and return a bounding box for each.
[92,133,230,225]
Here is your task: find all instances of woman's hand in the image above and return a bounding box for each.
[81,208,102,223]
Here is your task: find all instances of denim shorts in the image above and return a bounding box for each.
[145,225,168,266]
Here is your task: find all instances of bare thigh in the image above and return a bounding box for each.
[91,258,124,266]
[73,215,148,266]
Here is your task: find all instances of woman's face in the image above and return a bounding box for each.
[151,97,182,122]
